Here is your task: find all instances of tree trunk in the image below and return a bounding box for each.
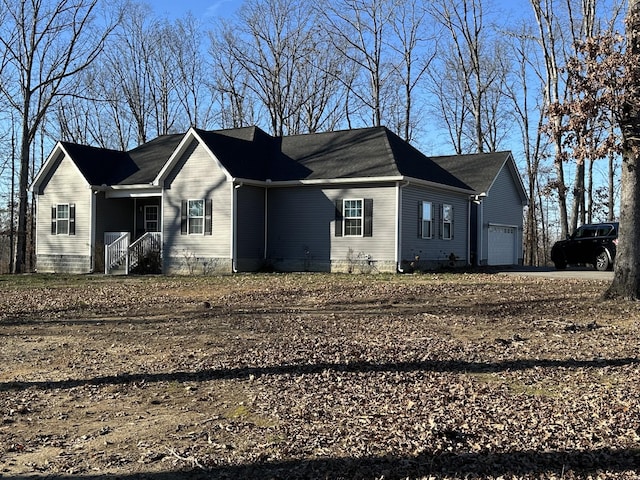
[14,103,31,273]
[605,0,640,299]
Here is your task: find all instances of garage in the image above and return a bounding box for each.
[488,224,517,265]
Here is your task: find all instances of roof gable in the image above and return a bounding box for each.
[432,151,527,203]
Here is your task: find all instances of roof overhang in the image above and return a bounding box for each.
[230,175,477,194]
[94,184,163,198]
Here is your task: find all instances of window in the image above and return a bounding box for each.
[442,204,453,240]
[188,199,204,234]
[335,198,373,237]
[51,204,75,235]
[56,204,69,235]
[421,201,433,239]
[344,199,363,236]
[144,205,159,232]
[181,199,212,235]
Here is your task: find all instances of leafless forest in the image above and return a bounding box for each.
[0,0,632,272]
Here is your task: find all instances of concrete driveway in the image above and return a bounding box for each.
[497,266,614,281]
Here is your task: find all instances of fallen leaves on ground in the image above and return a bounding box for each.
[1,273,639,479]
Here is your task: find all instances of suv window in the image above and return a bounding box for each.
[575,226,597,238]
[596,225,614,236]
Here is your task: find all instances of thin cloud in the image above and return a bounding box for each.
[205,0,236,18]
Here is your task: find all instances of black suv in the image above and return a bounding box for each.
[551,222,618,271]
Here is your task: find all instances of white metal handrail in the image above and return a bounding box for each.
[129,232,162,270]
[105,232,130,274]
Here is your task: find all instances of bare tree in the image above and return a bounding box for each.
[505,24,550,265]
[214,0,322,136]
[388,0,436,142]
[172,14,213,129]
[429,0,509,154]
[320,0,397,128]
[0,0,119,273]
[209,26,258,129]
[530,0,571,239]
[103,3,157,144]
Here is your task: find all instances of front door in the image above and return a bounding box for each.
[144,205,159,233]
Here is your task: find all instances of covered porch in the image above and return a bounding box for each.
[95,190,163,274]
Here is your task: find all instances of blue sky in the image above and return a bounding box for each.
[147,0,525,22]
[149,0,240,19]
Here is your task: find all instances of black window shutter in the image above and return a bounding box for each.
[69,204,76,235]
[204,199,213,235]
[417,201,423,238]
[180,200,188,235]
[450,205,454,239]
[364,198,373,237]
[51,205,57,235]
[334,199,343,237]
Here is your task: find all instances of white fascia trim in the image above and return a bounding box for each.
[233,176,477,194]
[102,185,163,198]
[232,176,405,187]
[403,176,477,195]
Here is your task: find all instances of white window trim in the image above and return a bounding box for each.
[422,201,433,239]
[343,198,364,237]
[442,204,453,240]
[188,199,205,235]
[144,205,159,232]
[56,203,70,236]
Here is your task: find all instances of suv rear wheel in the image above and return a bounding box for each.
[595,250,612,271]
[553,259,567,270]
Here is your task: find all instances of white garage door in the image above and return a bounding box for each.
[488,225,516,265]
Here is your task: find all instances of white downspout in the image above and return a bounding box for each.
[90,189,96,273]
[467,197,471,266]
[396,180,410,273]
[232,182,243,273]
[264,183,269,262]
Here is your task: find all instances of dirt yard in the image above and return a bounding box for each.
[1,272,639,479]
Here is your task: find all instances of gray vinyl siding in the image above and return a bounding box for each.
[401,185,469,268]
[480,164,525,263]
[95,195,135,240]
[267,184,397,272]
[35,152,93,273]
[162,141,232,273]
[236,185,266,271]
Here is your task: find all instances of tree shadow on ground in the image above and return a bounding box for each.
[2,356,639,392]
[9,447,640,479]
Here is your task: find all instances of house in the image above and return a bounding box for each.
[432,151,528,266]
[30,126,528,274]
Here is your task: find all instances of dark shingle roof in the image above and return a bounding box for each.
[60,135,184,186]
[126,134,184,184]
[194,127,272,181]
[274,127,472,190]
[57,126,492,193]
[60,142,135,186]
[431,151,512,194]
